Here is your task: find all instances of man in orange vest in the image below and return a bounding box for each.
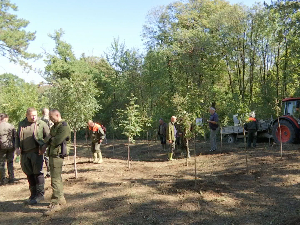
[244,112,258,148]
[87,120,105,163]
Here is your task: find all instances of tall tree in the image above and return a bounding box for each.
[0,0,39,66]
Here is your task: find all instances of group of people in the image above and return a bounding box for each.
[158,106,259,159]
[0,107,106,216]
[0,108,71,215]
[0,105,258,216]
[157,107,220,160]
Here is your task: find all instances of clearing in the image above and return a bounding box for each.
[1,139,300,225]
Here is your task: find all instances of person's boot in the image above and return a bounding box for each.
[24,186,36,204]
[96,152,103,164]
[93,153,98,163]
[43,203,61,216]
[58,197,67,206]
[28,184,44,205]
[28,174,45,205]
[168,153,174,161]
[8,170,15,183]
[24,174,36,204]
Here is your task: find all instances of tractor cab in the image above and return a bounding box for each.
[282,97,300,118]
[272,97,300,143]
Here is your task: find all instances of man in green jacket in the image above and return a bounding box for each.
[42,109,71,216]
[15,108,50,205]
[87,120,105,163]
[166,116,177,161]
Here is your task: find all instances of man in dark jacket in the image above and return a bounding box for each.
[0,114,16,184]
[157,119,167,150]
[208,107,219,152]
[15,108,50,205]
[244,112,259,148]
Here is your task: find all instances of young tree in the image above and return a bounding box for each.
[118,94,144,169]
[47,74,99,178]
[44,30,100,178]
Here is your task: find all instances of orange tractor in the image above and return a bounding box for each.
[272,97,300,143]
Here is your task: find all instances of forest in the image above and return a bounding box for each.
[1,0,300,139]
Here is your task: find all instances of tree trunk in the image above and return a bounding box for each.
[186,139,189,167]
[112,132,115,156]
[194,136,197,188]
[243,128,248,174]
[74,130,78,179]
[127,137,130,169]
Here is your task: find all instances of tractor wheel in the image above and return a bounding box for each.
[226,134,235,144]
[272,120,296,144]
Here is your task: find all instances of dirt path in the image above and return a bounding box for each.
[1,140,300,225]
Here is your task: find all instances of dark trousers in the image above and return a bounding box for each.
[247,130,257,148]
[0,148,14,182]
[21,150,45,196]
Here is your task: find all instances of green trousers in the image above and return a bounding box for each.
[49,157,64,204]
[91,142,101,153]
[0,148,14,182]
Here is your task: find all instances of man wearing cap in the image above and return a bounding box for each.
[208,107,219,152]
[244,112,258,148]
[166,116,177,160]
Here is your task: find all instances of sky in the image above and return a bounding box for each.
[0,0,271,83]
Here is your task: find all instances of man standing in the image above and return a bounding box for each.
[42,109,71,216]
[41,108,53,178]
[0,114,16,185]
[157,119,167,151]
[166,116,177,161]
[15,108,50,205]
[244,112,258,148]
[208,107,219,152]
[87,120,105,164]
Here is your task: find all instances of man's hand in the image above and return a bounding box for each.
[169,140,172,143]
[98,140,103,144]
[39,144,48,155]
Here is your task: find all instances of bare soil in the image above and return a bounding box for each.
[1,139,300,225]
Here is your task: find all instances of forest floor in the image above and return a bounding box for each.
[1,139,300,225]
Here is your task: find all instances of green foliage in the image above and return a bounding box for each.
[46,75,99,131]
[0,0,40,67]
[118,94,144,143]
[0,73,44,125]
[44,30,100,131]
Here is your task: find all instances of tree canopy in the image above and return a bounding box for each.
[0,0,39,67]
